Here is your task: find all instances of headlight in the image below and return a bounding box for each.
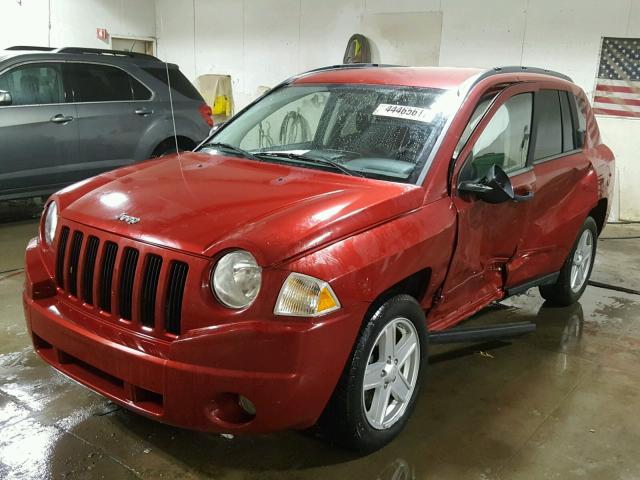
[274,273,340,317]
[211,250,262,309]
[43,201,58,247]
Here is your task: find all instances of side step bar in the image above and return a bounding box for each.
[428,321,536,344]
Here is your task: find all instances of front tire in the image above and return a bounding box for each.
[539,216,598,306]
[319,294,428,453]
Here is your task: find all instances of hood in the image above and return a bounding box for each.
[60,152,423,265]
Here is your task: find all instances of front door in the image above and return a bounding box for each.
[0,61,78,197]
[428,85,537,329]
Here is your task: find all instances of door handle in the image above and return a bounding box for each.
[50,114,74,124]
[134,108,153,116]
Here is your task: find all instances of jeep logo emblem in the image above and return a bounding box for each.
[116,213,140,224]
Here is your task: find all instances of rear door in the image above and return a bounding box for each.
[429,84,537,327]
[507,88,593,285]
[63,62,154,184]
[0,61,78,197]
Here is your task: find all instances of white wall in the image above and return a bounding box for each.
[0,0,156,51]
[155,0,443,108]
[155,0,639,220]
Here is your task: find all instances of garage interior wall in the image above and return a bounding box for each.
[0,0,156,51]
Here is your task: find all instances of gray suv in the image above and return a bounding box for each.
[0,46,212,200]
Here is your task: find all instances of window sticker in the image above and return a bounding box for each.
[372,103,435,123]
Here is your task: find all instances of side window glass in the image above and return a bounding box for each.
[559,91,574,152]
[131,76,152,100]
[461,93,532,180]
[69,64,134,102]
[0,63,64,106]
[454,93,498,158]
[533,90,562,160]
[239,92,329,150]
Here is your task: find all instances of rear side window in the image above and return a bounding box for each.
[142,67,203,100]
[559,91,575,152]
[533,90,562,160]
[66,63,151,102]
[0,62,64,105]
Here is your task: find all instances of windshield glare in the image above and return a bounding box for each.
[201,84,454,183]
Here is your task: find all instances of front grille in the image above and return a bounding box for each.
[99,241,118,313]
[67,231,84,297]
[82,236,100,305]
[118,247,139,320]
[54,225,189,336]
[55,226,70,288]
[140,254,162,328]
[165,261,189,335]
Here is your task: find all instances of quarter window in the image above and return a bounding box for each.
[66,63,151,102]
[0,63,64,106]
[142,67,202,100]
[461,93,533,181]
[454,92,499,158]
[574,94,587,132]
[533,90,563,160]
[559,91,575,152]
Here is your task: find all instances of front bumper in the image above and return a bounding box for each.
[23,238,367,433]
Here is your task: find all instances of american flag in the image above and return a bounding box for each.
[593,37,640,118]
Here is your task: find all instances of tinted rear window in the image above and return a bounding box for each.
[143,67,203,100]
[67,63,151,102]
[533,90,562,160]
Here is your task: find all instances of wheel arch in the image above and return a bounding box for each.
[151,136,197,157]
[361,268,432,327]
[282,198,457,324]
[588,198,608,234]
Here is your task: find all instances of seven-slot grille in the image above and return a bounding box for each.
[55,226,189,336]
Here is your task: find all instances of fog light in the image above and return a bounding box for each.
[239,395,256,416]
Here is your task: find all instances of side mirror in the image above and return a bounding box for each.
[0,90,12,106]
[209,121,226,135]
[459,164,533,204]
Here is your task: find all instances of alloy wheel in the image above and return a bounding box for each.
[362,317,420,430]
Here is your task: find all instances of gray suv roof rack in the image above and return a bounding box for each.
[5,45,159,62]
[56,47,159,61]
[6,46,56,52]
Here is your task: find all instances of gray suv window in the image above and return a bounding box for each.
[142,66,203,100]
[0,62,64,105]
[65,63,151,102]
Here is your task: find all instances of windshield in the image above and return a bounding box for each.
[199,83,454,183]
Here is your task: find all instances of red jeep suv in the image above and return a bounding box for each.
[23,65,614,452]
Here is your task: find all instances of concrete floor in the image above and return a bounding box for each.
[1,214,639,480]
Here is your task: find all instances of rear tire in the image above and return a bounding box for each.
[319,294,428,453]
[539,216,597,306]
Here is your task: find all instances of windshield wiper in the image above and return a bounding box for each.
[202,142,260,161]
[255,151,363,177]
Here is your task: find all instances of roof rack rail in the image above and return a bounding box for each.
[6,46,56,52]
[56,47,159,61]
[303,63,403,74]
[288,63,404,84]
[488,65,573,83]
